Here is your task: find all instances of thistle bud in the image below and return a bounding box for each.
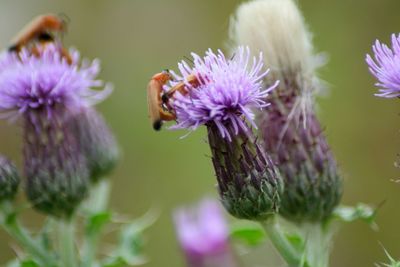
[231,0,342,222]
[23,111,89,218]
[0,156,20,202]
[70,107,119,183]
[164,47,282,220]
[0,44,112,217]
[208,123,282,221]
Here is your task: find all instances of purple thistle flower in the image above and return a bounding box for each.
[0,44,112,121]
[0,43,112,217]
[173,199,238,267]
[164,47,282,220]
[366,33,400,98]
[167,46,278,141]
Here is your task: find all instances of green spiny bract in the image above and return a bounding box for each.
[24,110,89,218]
[0,156,20,202]
[208,123,283,221]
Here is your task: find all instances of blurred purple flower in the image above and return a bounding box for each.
[366,33,400,98]
[0,43,112,217]
[0,44,112,122]
[173,199,238,267]
[167,46,278,141]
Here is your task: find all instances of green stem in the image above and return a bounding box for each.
[261,217,301,267]
[81,179,111,267]
[57,218,78,267]
[0,201,56,267]
[301,223,333,267]
[85,179,111,213]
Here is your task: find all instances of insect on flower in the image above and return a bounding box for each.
[8,14,66,52]
[146,70,199,130]
[8,14,72,64]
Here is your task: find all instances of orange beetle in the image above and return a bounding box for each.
[8,14,66,52]
[147,71,199,131]
[8,14,72,64]
[147,71,175,130]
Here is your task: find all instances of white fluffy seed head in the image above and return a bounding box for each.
[229,0,326,124]
[230,0,318,80]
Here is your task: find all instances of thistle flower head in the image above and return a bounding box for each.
[366,33,400,98]
[231,0,317,80]
[231,0,326,126]
[0,43,112,217]
[0,155,20,202]
[231,0,342,222]
[0,44,112,121]
[167,46,278,141]
[165,47,282,220]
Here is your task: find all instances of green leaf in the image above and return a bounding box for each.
[118,224,146,263]
[85,211,112,235]
[375,247,400,267]
[285,232,305,252]
[332,203,379,229]
[20,260,40,267]
[101,210,157,267]
[230,222,267,246]
[102,258,125,267]
[6,259,40,267]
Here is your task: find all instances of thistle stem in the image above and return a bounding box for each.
[57,218,78,267]
[261,217,301,267]
[86,179,111,212]
[81,179,111,267]
[0,201,56,267]
[301,223,332,267]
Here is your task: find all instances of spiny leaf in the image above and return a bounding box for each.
[332,203,379,229]
[85,211,112,235]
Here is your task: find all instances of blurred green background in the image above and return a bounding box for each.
[0,0,399,266]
